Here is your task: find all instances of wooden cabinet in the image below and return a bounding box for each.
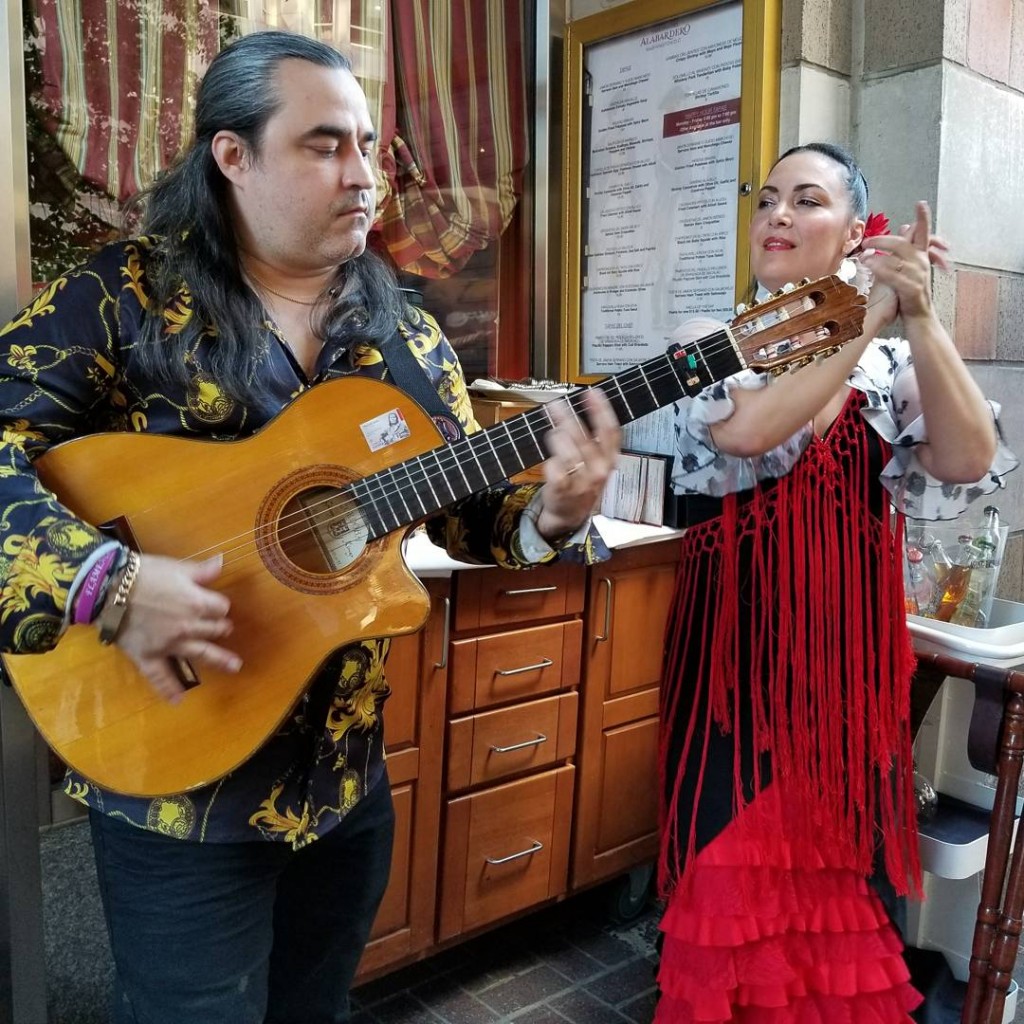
[439,561,585,941]
[358,578,449,977]
[572,540,681,889]
[449,621,582,713]
[358,537,682,979]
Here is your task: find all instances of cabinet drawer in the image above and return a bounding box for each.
[439,765,574,940]
[447,691,578,791]
[449,619,582,714]
[454,562,585,632]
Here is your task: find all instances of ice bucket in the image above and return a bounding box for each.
[904,515,1009,628]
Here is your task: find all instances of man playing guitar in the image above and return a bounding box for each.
[0,30,619,1024]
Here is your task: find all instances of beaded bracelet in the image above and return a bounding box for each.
[96,550,142,646]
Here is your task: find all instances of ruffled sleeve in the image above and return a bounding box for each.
[670,317,813,498]
[854,338,1019,520]
[670,330,1018,510]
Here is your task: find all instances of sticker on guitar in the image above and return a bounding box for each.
[361,408,410,452]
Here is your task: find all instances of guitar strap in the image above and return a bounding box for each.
[379,332,466,445]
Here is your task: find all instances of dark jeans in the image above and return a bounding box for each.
[89,776,395,1024]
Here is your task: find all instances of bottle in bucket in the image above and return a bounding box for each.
[904,545,933,615]
[951,506,1001,627]
[934,534,977,622]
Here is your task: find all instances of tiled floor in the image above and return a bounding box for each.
[40,818,661,1024]
[41,817,1024,1023]
[350,887,660,1024]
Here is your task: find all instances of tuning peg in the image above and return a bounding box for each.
[781,282,796,293]
[768,365,788,378]
[735,302,748,314]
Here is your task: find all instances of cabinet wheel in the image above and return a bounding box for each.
[606,862,655,923]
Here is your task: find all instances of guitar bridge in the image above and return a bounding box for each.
[171,658,201,691]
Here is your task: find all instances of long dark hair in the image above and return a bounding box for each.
[128,30,407,403]
[775,141,869,219]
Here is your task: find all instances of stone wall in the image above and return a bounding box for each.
[786,0,1024,600]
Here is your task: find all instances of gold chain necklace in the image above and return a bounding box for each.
[248,273,321,307]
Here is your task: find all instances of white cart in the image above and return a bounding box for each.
[909,599,1024,1023]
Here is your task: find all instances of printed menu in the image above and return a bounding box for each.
[580,2,742,375]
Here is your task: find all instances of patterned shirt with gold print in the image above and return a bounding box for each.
[0,238,607,847]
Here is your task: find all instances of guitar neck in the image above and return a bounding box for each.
[352,327,744,540]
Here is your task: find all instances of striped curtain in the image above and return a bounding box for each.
[372,0,529,278]
[29,0,527,277]
[31,0,219,202]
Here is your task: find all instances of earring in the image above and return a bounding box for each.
[837,257,858,282]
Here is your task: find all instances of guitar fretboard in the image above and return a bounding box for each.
[348,328,744,541]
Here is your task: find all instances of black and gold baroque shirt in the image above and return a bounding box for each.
[0,238,607,846]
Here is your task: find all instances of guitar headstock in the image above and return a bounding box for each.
[731,275,867,376]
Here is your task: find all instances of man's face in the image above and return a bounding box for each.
[229,59,378,272]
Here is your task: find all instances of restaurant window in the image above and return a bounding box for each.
[21,0,534,380]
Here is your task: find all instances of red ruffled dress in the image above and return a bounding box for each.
[656,392,923,1022]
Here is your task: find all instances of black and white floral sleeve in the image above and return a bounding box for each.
[670,333,1018,509]
[669,366,814,497]
[855,338,1018,520]
[667,314,809,497]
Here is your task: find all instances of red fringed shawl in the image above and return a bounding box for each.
[658,394,922,898]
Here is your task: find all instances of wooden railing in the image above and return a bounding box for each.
[918,653,1024,1024]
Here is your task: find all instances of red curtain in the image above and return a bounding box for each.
[32,0,219,202]
[30,0,528,279]
[373,0,530,278]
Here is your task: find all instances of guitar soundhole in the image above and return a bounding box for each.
[277,485,369,574]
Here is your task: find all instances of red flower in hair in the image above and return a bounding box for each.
[863,212,890,239]
[850,212,890,256]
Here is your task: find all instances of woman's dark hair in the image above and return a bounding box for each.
[127,30,407,404]
[774,142,869,220]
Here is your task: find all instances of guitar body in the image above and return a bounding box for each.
[3,376,442,797]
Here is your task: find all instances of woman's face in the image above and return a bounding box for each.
[749,151,865,292]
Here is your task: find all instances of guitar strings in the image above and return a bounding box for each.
[189,332,744,569]
[246,304,852,552]
[176,292,869,579]
[193,311,851,579]
[208,315,848,579]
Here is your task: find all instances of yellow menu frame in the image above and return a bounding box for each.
[561,0,781,381]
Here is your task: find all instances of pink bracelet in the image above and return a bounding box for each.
[73,549,118,626]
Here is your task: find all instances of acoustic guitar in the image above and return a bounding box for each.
[2,275,866,796]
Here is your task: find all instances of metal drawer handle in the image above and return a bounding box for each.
[595,577,614,642]
[434,596,451,669]
[485,839,544,865]
[495,657,553,677]
[490,732,548,754]
[500,585,558,596]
